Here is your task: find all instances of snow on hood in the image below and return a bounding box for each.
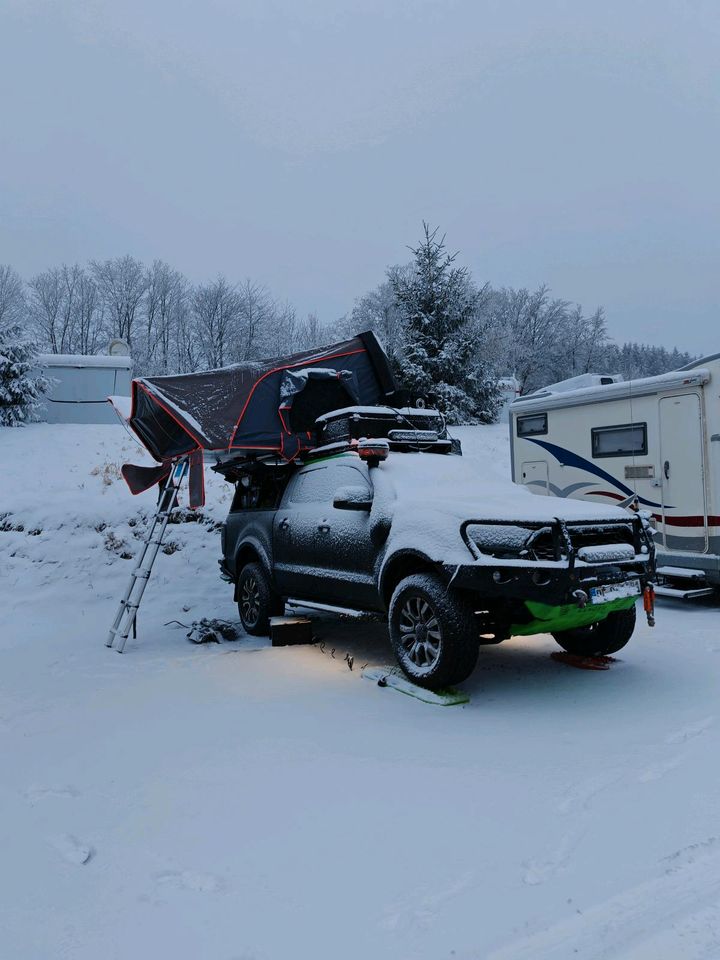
[378,451,628,522]
[371,450,633,566]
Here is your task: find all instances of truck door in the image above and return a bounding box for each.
[658,394,708,552]
[273,460,377,605]
[520,461,549,496]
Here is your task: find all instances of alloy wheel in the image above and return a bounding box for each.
[398,596,442,670]
[240,575,260,627]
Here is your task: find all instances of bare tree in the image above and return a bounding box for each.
[29,264,105,355]
[192,275,241,368]
[73,269,103,355]
[0,265,26,329]
[28,269,63,352]
[344,277,404,359]
[296,312,328,350]
[272,301,300,356]
[141,260,189,374]
[491,285,571,394]
[90,255,147,349]
[235,279,274,362]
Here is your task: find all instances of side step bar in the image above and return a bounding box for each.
[654,585,716,600]
[656,566,708,581]
[655,565,716,600]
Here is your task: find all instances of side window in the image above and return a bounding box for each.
[231,471,290,511]
[283,462,370,505]
[591,423,647,458]
[516,413,548,437]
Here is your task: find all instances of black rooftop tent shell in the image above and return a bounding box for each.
[127,331,397,463]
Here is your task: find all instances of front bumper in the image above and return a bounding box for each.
[449,514,656,607]
[447,559,652,607]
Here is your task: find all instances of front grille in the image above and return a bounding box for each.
[527,531,556,560]
[528,523,635,562]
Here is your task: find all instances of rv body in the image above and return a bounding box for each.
[509,355,720,585]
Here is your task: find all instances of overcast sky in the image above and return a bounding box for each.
[1,0,718,355]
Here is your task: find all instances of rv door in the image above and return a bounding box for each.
[658,394,708,552]
[520,460,549,496]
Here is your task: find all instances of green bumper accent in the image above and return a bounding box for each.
[510,595,637,637]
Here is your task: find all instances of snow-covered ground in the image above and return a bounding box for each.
[2,421,720,959]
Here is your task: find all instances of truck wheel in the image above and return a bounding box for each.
[552,605,636,657]
[237,562,283,636]
[389,574,479,689]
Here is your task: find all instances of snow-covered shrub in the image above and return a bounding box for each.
[0,326,48,426]
[0,266,47,426]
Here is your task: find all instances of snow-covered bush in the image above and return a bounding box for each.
[0,266,47,426]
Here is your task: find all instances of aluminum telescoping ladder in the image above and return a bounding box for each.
[106,458,189,653]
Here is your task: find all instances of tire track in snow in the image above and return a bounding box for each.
[380,870,476,931]
[523,769,624,886]
[522,716,715,885]
[493,840,720,960]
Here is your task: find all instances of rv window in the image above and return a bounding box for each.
[517,413,547,437]
[591,423,647,458]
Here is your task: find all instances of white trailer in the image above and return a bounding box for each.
[33,354,132,425]
[509,355,720,594]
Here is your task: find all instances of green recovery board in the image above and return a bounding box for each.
[361,667,469,705]
[510,595,637,637]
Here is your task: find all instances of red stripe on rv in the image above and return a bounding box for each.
[587,491,720,526]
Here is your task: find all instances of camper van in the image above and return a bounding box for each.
[509,355,720,596]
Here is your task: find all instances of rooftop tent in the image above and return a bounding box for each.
[118,332,397,503]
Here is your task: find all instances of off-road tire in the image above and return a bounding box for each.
[552,605,636,657]
[237,562,283,636]
[389,574,479,689]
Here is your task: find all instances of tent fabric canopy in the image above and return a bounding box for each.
[125,331,396,464]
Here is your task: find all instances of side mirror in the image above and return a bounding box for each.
[333,484,373,511]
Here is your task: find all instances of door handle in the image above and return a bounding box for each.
[663,460,670,480]
[279,518,290,530]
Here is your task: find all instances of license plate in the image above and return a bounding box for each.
[589,579,641,604]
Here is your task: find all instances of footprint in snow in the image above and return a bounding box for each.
[155,870,223,893]
[637,754,683,783]
[49,834,93,865]
[666,716,714,744]
[26,785,79,805]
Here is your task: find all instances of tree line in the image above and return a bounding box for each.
[346,228,695,405]
[0,228,695,424]
[0,259,323,376]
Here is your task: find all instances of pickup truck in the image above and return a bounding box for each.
[219,429,655,688]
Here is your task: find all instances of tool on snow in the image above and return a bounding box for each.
[106,458,189,653]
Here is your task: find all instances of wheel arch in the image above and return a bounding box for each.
[233,539,272,601]
[379,550,444,609]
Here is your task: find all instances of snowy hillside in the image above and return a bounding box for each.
[2,422,720,959]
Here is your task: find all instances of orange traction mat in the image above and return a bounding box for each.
[550,652,619,671]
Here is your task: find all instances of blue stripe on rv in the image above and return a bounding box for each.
[524,437,669,510]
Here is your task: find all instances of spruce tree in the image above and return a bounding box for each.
[389,224,500,423]
[0,319,47,426]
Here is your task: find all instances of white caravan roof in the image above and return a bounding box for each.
[511,367,711,413]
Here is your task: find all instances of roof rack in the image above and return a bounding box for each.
[211,404,460,480]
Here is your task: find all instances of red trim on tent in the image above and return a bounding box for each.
[228,347,365,449]
[278,406,291,435]
[135,380,202,457]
